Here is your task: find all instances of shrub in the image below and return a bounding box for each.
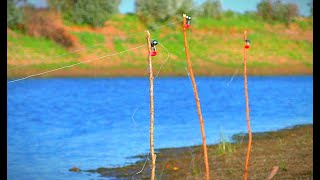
[48,0,120,27]
[7,0,23,29]
[308,1,313,17]
[23,8,76,48]
[199,0,222,19]
[257,0,299,25]
[135,0,194,28]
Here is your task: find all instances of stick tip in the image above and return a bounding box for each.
[183,14,186,17]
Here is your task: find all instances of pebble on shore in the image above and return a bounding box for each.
[69,167,81,172]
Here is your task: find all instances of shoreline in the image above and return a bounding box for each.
[7,64,312,79]
[78,123,313,179]
[7,73,313,80]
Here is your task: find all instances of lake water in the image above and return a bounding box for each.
[7,76,313,180]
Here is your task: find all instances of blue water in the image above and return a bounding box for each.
[7,76,313,180]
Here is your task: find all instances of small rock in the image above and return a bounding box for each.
[173,166,179,171]
[69,167,81,172]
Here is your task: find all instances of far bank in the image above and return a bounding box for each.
[7,63,312,78]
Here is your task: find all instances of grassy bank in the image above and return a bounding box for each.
[7,14,313,78]
[80,124,313,179]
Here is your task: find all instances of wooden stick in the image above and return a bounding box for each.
[243,30,252,180]
[182,14,210,180]
[146,30,156,180]
[266,166,279,180]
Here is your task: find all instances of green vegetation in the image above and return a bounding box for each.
[70,31,110,56]
[48,0,120,27]
[195,14,265,31]
[7,11,313,78]
[135,0,193,28]
[110,15,142,32]
[200,0,222,18]
[7,0,23,29]
[7,29,79,77]
[257,0,299,25]
[279,160,288,171]
[215,131,235,155]
[32,61,90,70]
[295,19,313,30]
[71,32,105,47]
[7,30,75,59]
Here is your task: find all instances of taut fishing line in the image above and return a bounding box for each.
[7,44,146,84]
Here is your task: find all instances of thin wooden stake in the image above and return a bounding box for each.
[182,14,210,180]
[266,166,279,180]
[146,30,156,180]
[243,30,252,180]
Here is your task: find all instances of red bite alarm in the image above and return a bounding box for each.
[185,16,192,29]
[244,39,251,49]
[150,40,158,56]
[150,51,157,56]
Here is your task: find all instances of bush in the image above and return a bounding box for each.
[222,10,238,19]
[198,0,222,19]
[257,0,299,25]
[7,0,23,29]
[135,0,194,28]
[23,8,76,48]
[48,0,120,27]
[308,1,313,17]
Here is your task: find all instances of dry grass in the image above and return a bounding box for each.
[23,8,77,48]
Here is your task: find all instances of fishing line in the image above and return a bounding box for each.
[131,153,150,180]
[7,44,105,71]
[7,44,146,84]
[227,68,240,86]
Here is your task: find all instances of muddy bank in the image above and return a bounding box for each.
[7,64,312,79]
[74,124,312,179]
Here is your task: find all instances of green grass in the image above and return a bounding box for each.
[194,15,266,32]
[113,38,125,51]
[113,38,129,59]
[279,160,288,171]
[293,18,313,30]
[247,61,275,67]
[70,31,108,56]
[110,14,141,32]
[7,30,73,58]
[31,61,90,70]
[216,141,235,155]
[71,31,105,47]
